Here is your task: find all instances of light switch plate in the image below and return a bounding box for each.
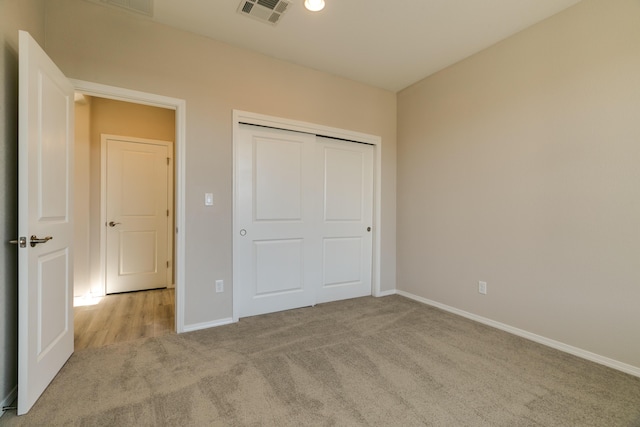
[479,281,487,295]
[205,193,214,206]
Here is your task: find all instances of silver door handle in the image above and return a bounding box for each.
[108,221,121,227]
[30,235,52,247]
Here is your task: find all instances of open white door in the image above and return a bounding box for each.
[17,31,74,415]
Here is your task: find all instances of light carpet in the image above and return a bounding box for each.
[2,295,640,426]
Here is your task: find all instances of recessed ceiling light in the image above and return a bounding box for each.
[304,0,325,12]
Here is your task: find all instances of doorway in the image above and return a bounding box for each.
[72,92,181,348]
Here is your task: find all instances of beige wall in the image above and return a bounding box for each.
[0,0,46,410]
[44,0,397,326]
[397,0,640,370]
[89,97,176,142]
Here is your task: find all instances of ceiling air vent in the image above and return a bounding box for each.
[100,0,153,17]
[237,0,291,26]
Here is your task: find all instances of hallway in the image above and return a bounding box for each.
[74,288,174,350]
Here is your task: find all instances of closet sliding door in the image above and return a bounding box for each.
[316,137,373,304]
[235,125,317,317]
[235,125,373,318]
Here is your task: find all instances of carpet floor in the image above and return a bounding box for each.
[2,295,640,426]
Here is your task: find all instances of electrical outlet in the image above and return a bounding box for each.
[215,280,224,293]
[478,281,487,295]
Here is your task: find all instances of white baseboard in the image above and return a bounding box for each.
[395,290,640,379]
[375,289,397,297]
[183,317,235,333]
[1,385,17,417]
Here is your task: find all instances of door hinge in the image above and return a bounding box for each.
[167,261,170,268]
[167,209,169,217]
[167,157,170,165]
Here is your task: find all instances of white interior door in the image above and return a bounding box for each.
[105,136,171,294]
[235,125,374,317]
[316,137,373,303]
[17,30,75,415]
[236,125,318,317]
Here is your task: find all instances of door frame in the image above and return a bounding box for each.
[232,110,382,322]
[100,134,175,293]
[72,79,187,333]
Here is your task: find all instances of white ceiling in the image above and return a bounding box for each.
[93,0,583,92]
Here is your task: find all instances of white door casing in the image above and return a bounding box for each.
[234,114,378,319]
[71,79,186,333]
[18,31,75,415]
[104,135,173,294]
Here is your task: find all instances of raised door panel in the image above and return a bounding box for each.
[255,138,303,221]
[37,249,70,356]
[324,148,365,222]
[120,150,158,216]
[39,73,69,220]
[322,237,363,287]
[254,239,304,295]
[119,231,158,275]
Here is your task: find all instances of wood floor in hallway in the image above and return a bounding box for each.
[74,288,175,350]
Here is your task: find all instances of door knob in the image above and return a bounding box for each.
[108,221,121,227]
[30,235,53,247]
[367,227,371,232]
